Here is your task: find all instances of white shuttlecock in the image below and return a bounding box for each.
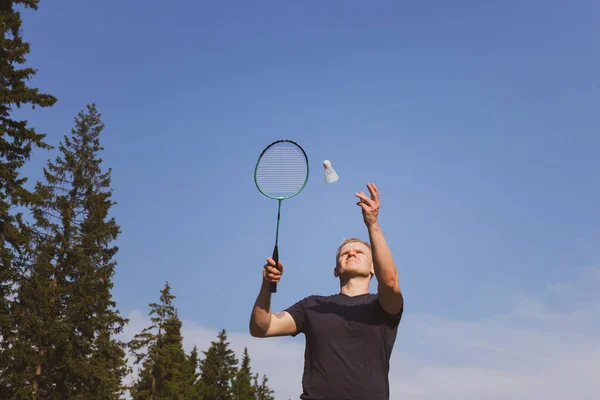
[323,160,339,183]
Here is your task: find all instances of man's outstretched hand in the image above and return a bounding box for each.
[355,183,380,228]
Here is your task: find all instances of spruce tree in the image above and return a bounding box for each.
[0,0,57,392]
[198,329,238,400]
[252,374,275,400]
[129,282,192,400]
[2,236,61,399]
[231,347,255,400]
[182,346,201,399]
[2,104,128,398]
[154,315,188,399]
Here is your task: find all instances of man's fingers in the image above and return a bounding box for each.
[266,258,284,270]
[372,182,379,194]
[356,201,368,210]
[354,191,373,206]
[265,265,280,274]
[264,266,282,283]
[367,183,379,202]
[367,183,379,199]
[264,257,283,286]
[265,265,281,277]
[266,272,281,280]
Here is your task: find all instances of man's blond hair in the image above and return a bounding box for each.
[335,237,372,266]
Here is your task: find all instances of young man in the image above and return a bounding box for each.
[249,183,403,400]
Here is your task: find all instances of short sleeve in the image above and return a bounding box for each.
[375,294,403,328]
[389,306,403,326]
[284,296,310,337]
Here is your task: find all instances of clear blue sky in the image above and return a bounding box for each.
[15,1,599,397]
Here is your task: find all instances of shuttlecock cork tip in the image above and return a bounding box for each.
[323,160,331,168]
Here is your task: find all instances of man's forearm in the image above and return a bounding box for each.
[249,282,273,337]
[368,223,400,291]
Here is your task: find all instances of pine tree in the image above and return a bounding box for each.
[2,104,129,398]
[154,315,188,399]
[2,236,61,399]
[182,346,201,399]
[0,1,57,393]
[252,374,275,400]
[231,347,255,400]
[129,282,192,400]
[198,329,238,400]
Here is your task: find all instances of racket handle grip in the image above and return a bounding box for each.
[270,244,278,293]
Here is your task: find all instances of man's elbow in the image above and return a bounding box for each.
[378,280,404,315]
[380,277,401,294]
[249,323,267,338]
[249,329,265,338]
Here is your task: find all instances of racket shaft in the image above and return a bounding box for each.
[270,199,281,294]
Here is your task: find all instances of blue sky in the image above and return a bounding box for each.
[15,0,600,398]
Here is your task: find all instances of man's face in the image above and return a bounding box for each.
[335,241,373,278]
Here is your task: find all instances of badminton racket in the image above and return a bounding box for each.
[254,139,309,293]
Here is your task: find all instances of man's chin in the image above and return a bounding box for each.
[338,268,371,279]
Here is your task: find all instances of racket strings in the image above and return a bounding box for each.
[256,143,308,198]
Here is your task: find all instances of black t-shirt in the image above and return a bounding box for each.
[285,293,402,400]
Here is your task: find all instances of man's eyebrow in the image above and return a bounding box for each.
[341,246,364,254]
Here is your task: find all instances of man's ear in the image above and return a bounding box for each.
[334,266,339,278]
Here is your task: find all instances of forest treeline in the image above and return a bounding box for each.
[1,2,276,398]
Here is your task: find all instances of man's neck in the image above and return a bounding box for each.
[339,277,370,297]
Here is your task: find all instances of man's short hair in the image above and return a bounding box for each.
[335,237,372,266]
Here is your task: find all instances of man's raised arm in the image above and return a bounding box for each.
[355,183,404,316]
[249,257,298,337]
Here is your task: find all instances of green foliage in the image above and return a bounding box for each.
[198,329,238,400]
[231,347,255,400]
[0,6,278,399]
[1,238,61,399]
[152,316,188,399]
[0,0,57,391]
[129,282,193,400]
[183,346,202,399]
[253,374,275,400]
[1,104,128,398]
[128,307,277,400]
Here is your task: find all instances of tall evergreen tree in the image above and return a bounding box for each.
[2,104,128,398]
[231,347,255,400]
[129,282,192,400]
[0,1,57,393]
[198,329,238,400]
[153,315,188,399]
[1,233,61,399]
[252,374,275,400]
[182,346,201,400]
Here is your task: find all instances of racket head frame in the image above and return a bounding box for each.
[253,139,310,200]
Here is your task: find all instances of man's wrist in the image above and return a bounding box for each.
[261,279,273,292]
[367,221,381,233]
